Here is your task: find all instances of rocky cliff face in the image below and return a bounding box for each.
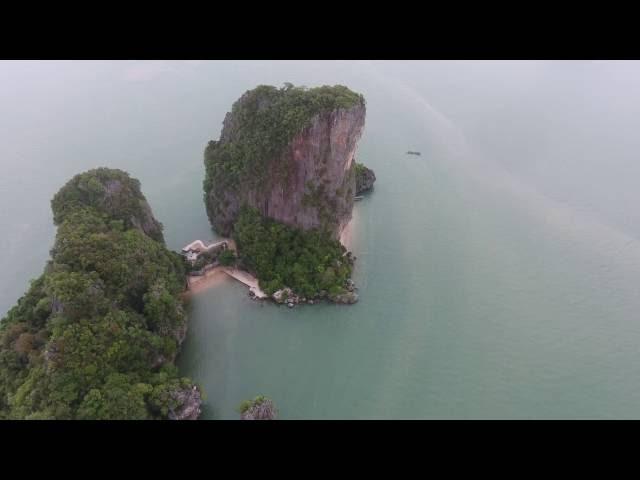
[204,85,366,240]
[239,396,277,420]
[168,385,202,420]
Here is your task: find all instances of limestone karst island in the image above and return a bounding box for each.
[8,60,640,422]
[0,83,375,420]
[195,84,375,306]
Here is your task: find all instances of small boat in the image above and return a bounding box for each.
[406,151,421,156]
[354,196,364,201]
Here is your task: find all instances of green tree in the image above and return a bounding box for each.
[233,206,352,298]
[218,249,237,267]
[0,168,198,420]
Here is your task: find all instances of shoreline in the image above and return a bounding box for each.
[340,217,353,251]
[185,266,230,295]
[223,267,268,298]
[340,211,357,251]
[184,264,267,299]
[186,212,359,300]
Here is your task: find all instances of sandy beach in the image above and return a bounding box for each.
[186,215,356,299]
[185,267,230,295]
[340,213,357,251]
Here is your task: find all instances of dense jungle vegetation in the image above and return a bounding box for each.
[0,168,198,419]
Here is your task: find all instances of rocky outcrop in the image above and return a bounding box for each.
[168,385,202,420]
[128,197,164,244]
[329,291,359,304]
[51,167,165,243]
[273,288,291,304]
[240,396,277,420]
[204,85,366,240]
[355,163,376,195]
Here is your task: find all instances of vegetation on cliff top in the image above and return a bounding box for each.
[354,162,376,194]
[233,207,352,299]
[52,168,164,243]
[203,83,365,195]
[238,395,277,420]
[354,162,368,179]
[0,168,197,419]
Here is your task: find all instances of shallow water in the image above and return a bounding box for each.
[3,60,640,418]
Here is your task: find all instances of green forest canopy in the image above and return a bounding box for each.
[52,167,165,243]
[233,206,353,299]
[204,84,365,193]
[0,168,197,419]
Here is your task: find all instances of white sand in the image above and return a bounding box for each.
[186,267,230,294]
[340,214,357,251]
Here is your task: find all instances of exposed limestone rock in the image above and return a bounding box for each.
[330,291,359,304]
[355,163,376,195]
[204,85,366,240]
[273,287,294,304]
[240,396,277,420]
[168,385,202,420]
[51,168,165,243]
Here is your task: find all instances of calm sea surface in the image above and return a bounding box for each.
[3,60,640,418]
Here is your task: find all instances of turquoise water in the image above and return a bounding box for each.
[3,61,640,418]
